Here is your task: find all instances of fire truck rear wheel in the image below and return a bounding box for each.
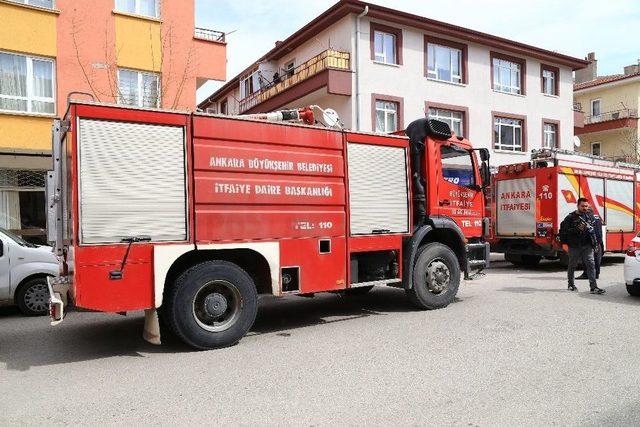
[164,261,258,350]
[406,243,460,310]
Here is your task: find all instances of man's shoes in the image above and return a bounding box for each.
[590,287,606,294]
[568,284,577,291]
[576,273,588,280]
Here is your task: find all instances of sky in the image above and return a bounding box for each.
[195,0,640,103]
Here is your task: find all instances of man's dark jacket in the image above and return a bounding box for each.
[559,210,598,248]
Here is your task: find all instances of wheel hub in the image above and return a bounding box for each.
[203,293,228,318]
[426,260,450,294]
[25,283,49,312]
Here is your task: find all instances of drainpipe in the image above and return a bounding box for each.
[354,5,369,131]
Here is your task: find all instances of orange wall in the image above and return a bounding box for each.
[56,0,116,114]
[55,0,226,113]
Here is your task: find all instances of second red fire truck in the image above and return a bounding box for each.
[47,101,490,349]
[489,148,640,265]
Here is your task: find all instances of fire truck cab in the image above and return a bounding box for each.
[47,101,490,349]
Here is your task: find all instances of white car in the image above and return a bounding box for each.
[624,235,640,297]
[0,228,59,315]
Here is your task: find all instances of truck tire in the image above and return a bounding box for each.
[406,243,460,310]
[15,277,50,316]
[627,285,640,297]
[163,261,258,350]
[504,253,541,266]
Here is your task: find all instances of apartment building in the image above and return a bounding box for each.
[574,53,640,162]
[0,0,226,241]
[200,0,587,167]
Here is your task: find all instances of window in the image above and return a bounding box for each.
[494,116,525,152]
[220,100,228,115]
[239,71,260,100]
[117,69,160,108]
[427,43,463,83]
[591,99,601,116]
[370,23,402,65]
[428,107,464,137]
[115,0,159,18]
[541,65,559,95]
[284,60,295,78]
[375,100,398,133]
[543,122,558,148]
[0,51,55,114]
[492,53,525,95]
[8,0,54,8]
[440,145,475,187]
[591,142,601,156]
[374,31,396,64]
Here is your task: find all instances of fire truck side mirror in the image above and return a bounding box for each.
[478,148,490,162]
[480,161,491,189]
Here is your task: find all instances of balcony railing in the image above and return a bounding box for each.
[239,49,350,113]
[573,102,582,112]
[585,108,638,125]
[194,27,225,43]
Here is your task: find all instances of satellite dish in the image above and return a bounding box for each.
[573,136,581,148]
[322,108,341,128]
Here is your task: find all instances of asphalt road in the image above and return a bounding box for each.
[2,255,640,426]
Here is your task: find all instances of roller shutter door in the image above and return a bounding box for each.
[78,119,187,244]
[348,142,409,235]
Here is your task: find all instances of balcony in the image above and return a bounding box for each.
[576,108,639,135]
[239,49,351,114]
[194,27,225,43]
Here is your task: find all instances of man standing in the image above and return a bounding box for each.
[576,209,603,280]
[559,198,605,294]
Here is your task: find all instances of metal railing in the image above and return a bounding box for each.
[239,49,350,113]
[194,27,225,43]
[585,108,638,125]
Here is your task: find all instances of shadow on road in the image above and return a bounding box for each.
[500,282,640,306]
[251,287,418,335]
[0,288,426,371]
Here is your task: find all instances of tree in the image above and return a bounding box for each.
[69,12,196,109]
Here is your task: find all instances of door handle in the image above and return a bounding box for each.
[17,257,25,260]
[439,199,451,206]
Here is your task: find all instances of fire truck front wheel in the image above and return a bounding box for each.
[164,261,258,350]
[406,243,460,310]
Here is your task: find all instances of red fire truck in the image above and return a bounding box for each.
[489,148,639,265]
[47,101,490,350]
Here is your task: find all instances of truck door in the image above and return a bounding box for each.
[0,233,10,300]
[435,143,484,237]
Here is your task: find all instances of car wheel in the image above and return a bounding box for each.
[16,277,50,316]
[627,285,640,297]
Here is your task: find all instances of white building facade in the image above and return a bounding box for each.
[200,0,587,166]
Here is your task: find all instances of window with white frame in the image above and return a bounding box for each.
[0,51,55,114]
[494,116,524,151]
[374,31,397,65]
[493,58,522,94]
[542,69,556,95]
[591,142,601,156]
[8,0,54,9]
[543,123,557,148]
[284,60,295,78]
[115,0,159,18]
[117,69,160,108]
[428,107,464,137]
[239,71,261,100]
[427,43,462,83]
[375,100,398,133]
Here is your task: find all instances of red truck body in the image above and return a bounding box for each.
[48,102,490,348]
[489,149,639,264]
